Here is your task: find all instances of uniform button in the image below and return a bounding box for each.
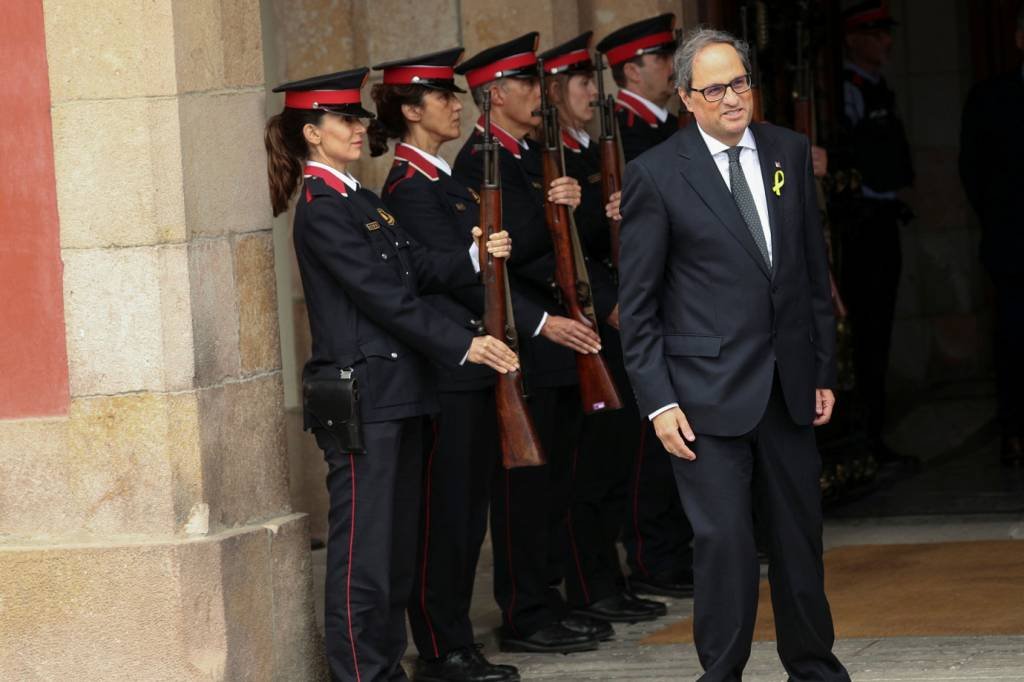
[390,352,398,358]
[382,253,388,260]
[395,241,399,246]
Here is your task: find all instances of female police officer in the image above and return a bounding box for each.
[264,67,518,682]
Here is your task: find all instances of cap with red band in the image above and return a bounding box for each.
[373,48,466,93]
[596,13,677,67]
[538,31,595,75]
[272,67,376,119]
[842,1,898,32]
[456,32,540,89]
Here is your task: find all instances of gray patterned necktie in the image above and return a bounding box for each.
[726,146,771,269]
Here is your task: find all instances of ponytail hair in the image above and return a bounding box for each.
[264,108,324,216]
[367,83,429,157]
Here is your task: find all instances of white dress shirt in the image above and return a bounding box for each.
[647,124,773,422]
[620,89,670,123]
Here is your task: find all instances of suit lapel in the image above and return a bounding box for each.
[751,124,781,279]
[676,125,771,279]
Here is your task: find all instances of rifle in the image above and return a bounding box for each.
[593,53,624,269]
[741,2,767,122]
[477,91,546,468]
[535,58,623,415]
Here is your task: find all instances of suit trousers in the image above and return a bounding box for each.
[671,372,848,682]
[491,384,582,636]
[318,418,424,682]
[408,390,500,659]
[992,274,1024,437]
[563,327,637,606]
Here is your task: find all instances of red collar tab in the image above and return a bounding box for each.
[465,52,537,89]
[303,164,349,197]
[382,65,455,85]
[394,144,440,180]
[605,31,675,66]
[285,89,362,110]
[475,116,523,158]
[615,90,658,126]
[544,49,592,74]
[561,129,581,152]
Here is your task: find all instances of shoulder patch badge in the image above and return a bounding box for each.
[377,208,397,226]
[468,188,481,204]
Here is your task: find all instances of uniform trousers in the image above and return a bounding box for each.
[408,389,500,659]
[563,325,639,606]
[491,384,582,636]
[992,275,1024,437]
[318,417,424,682]
[671,372,848,682]
[838,199,902,442]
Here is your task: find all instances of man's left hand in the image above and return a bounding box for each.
[813,388,835,426]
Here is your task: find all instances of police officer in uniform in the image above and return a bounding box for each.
[265,67,518,681]
[831,1,915,465]
[536,32,667,624]
[454,33,615,654]
[597,15,697,600]
[596,13,680,163]
[368,47,529,682]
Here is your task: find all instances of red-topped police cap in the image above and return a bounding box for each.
[596,13,677,67]
[538,31,595,75]
[272,67,376,118]
[372,47,467,93]
[842,0,899,32]
[455,32,540,89]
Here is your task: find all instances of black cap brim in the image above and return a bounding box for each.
[318,103,377,119]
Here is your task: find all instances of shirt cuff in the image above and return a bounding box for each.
[648,403,679,421]
[532,312,549,337]
[459,345,471,366]
[468,242,480,274]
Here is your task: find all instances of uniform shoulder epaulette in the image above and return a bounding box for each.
[303,165,350,202]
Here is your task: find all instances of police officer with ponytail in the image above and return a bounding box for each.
[264,67,518,682]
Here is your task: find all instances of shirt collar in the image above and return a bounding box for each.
[844,60,881,84]
[305,160,360,192]
[397,142,452,177]
[696,123,757,157]
[566,127,591,148]
[620,89,669,123]
[475,116,528,158]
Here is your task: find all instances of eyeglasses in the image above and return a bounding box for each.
[689,74,752,102]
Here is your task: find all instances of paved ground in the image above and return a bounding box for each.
[311,381,1024,680]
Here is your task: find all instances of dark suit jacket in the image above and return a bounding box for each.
[618,122,837,437]
[381,153,546,392]
[959,68,1024,276]
[293,175,476,424]
[454,128,578,389]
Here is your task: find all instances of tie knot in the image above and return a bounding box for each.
[727,146,742,163]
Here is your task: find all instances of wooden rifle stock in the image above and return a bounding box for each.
[594,55,623,268]
[478,92,545,469]
[537,59,623,415]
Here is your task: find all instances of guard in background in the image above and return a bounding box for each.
[959,6,1024,465]
[537,32,668,624]
[370,47,529,682]
[265,68,518,681]
[454,33,615,654]
[597,14,696,600]
[596,13,679,163]
[830,1,915,466]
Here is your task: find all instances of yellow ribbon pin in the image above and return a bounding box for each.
[772,169,785,196]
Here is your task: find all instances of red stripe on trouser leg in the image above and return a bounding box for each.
[566,448,590,603]
[503,469,519,634]
[632,423,650,577]
[346,452,363,682]
[418,422,441,657]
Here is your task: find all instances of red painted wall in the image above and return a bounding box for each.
[0,1,70,417]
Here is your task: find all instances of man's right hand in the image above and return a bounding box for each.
[652,406,697,460]
[540,315,601,354]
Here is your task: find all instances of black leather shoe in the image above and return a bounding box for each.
[622,592,668,617]
[629,572,694,598]
[573,593,664,622]
[498,622,599,654]
[560,613,615,641]
[414,647,520,681]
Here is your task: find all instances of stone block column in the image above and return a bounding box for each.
[0,1,323,679]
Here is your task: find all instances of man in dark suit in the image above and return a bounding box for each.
[959,6,1024,465]
[618,28,849,681]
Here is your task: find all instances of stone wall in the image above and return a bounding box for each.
[0,1,321,679]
